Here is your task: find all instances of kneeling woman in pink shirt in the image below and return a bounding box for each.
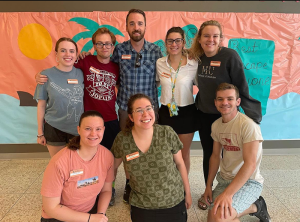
[40,110,114,222]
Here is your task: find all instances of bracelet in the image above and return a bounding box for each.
[98,212,106,216]
[37,134,44,138]
[87,213,91,222]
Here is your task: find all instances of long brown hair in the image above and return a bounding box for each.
[123,93,154,133]
[67,110,104,150]
[189,20,223,61]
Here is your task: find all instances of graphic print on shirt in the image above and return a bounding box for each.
[77,176,99,189]
[220,133,241,151]
[198,65,216,79]
[50,82,83,122]
[86,66,116,101]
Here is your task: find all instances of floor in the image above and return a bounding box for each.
[0,155,299,222]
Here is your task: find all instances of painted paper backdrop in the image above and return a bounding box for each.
[1,11,300,144]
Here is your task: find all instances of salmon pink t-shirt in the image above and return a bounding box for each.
[41,145,114,218]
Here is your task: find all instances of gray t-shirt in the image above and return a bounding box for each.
[34,66,84,135]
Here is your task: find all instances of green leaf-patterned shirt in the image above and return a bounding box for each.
[111,124,184,209]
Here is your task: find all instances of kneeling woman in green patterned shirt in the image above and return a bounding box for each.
[111,93,192,222]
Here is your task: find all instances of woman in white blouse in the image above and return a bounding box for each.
[156,27,198,174]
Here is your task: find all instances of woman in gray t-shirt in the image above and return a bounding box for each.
[34,37,84,157]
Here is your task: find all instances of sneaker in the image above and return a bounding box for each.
[123,182,131,203]
[109,188,116,206]
[250,196,271,222]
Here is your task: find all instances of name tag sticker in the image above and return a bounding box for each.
[70,169,84,177]
[67,79,78,84]
[126,152,140,161]
[122,55,132,60]
[161,72,171,78]
[210,61,221,67]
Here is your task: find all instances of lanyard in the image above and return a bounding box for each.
[169,57,182,100]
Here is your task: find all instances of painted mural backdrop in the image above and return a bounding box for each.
[0,11,300,144]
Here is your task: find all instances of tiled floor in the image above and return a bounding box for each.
[0,156,299,222]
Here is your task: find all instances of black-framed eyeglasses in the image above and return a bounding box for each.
[166,38,184,45]
[95,42,114,49]
[135,53,142,68]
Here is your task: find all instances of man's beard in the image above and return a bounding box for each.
[129,30,145,42]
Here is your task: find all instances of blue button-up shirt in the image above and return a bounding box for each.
[111,40,163,110]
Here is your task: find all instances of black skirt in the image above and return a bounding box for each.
[158,104,198,134]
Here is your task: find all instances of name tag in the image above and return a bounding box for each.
[67,79,78,84]
[126,152,140,161]
[210,61,221,67]
[161,72,171,78]
[70,169,83,177]
[122,55,132,60]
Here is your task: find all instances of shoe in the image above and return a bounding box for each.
[197,194,208,210]
[250,196,271,222]
[123,182,131,203]
[109,187,116,206]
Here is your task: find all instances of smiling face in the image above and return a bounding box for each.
[215,89,241,121]
[166,32,185,56]
[77,116,105,149]
[129,98,155,130]
[93,33,114,61]
[56,40,77,70]
[199,25,222,57]
[126,13,146,42]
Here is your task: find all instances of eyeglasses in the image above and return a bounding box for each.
[135,53,142,68]
[95,42,114,49]
[166,38,184,45]
[132,105,154,115]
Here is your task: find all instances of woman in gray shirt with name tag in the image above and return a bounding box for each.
[34,37,84,157]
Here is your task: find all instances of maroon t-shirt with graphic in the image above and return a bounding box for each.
[75,55,119,122]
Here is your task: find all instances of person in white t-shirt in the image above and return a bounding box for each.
[203,83,271,222]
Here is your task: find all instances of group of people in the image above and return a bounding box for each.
[34,8,271,222]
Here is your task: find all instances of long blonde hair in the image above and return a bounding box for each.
[189,20,223,61]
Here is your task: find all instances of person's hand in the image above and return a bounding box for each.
[90,213,108,222]
[37,136,46,146]
[35,72,48,85]
[212,192,233,219]
[78,51,91,60]
[185,192,192,209]
[203,186,213,206]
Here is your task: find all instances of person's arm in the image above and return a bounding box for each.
[203,141,222,205]
[155,59,161,87]
[96,181,112,216]
[114,157,123,178]
[173,150,192,209]
[78,51,91,60]
[212,140,259,219]
[228,50,262,123]
[42,196,108,222]
[37,100,46,146]
[35,72,48,85]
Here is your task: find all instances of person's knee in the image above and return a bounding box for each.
[207,209,235,222]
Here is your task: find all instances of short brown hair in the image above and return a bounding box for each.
[126,9,146,26]
[216,83,239,99]
[92,27,116,45]
[55,37,78,53]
